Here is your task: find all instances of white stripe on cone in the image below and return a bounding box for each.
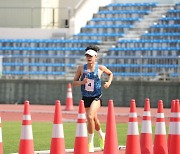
[169,109,180,134]
[76,123,87,137]
[67,92,72,98]
[169,111,175,134]
[155,122,166,134]
[156,113,164,118]
[78,113,86,119]
[20,125,33,139]
[141,121,152,133]
[129,113,137,117]
[67,93,72,98]
[52,124,64,138]
[171,122,180,134]
[168,101,176,137]
[67,88,71,91]
[171,113,180,117]
[23,115,31,120]
[143,111,151,116]
[128,122,139,135]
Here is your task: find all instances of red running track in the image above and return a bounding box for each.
[0,104,171,124]
[0,104,171,154]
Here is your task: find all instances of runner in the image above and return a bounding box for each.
[73,45,113,152]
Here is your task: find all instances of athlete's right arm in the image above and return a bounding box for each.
[73,65,88,86]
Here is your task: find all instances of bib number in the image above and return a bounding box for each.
[85,79,94,92]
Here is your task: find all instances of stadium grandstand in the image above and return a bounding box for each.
[0,0,179,81]
[0,0,179,106]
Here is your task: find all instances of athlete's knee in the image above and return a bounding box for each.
[95,118,100,125]
[87,114,94,123]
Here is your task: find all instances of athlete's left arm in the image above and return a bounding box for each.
[100,65,113,89]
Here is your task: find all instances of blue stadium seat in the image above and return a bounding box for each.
[91,17,141,21]
[2,70,26,75]
[113,72,158,77]
[98,10,150,14]
[107,2,158,7]
[170,73,180,77]
[160,17,180,21]
[2,70,66,75]
[83,25,133,29]
[150,24,180,28]
[75,33,124,37]
[3,62,75,67]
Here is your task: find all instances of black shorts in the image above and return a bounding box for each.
[82,94,102,108]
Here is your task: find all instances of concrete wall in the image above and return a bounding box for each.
[59,0,80,7]
[0,0,41,28]
[0,79,179,108]
[0,0,41,7]
[0,28,68,39]
[0,0,59,28]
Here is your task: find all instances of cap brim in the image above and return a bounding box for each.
[85,49,97,56]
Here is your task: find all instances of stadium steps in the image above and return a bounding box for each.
[119,4,174,40]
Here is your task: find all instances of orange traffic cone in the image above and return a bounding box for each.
[104,100,119,154]
[167,99,176,151]
[50,100,65,154]
[19,100,34,154]
[65,83,74,110]
[74,100,88,154]
[169,99,180,154]
[0,115,3,154]
[140,98,153,154]
[153,100,168,154]
[125,99,141,154]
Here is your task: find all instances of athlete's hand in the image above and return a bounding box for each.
[82,77,88,84]
[104,81,111,88]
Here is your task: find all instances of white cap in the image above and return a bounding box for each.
[85,49,97,56]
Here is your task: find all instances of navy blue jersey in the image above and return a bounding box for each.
[81,63,102,97]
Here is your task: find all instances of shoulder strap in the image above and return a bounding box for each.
[83,64,87,72]
[95,63,98,74]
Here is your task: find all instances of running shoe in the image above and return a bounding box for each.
[88,142,94,152]
[99,133,105,150]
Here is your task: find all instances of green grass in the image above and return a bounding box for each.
[2,122,169,154]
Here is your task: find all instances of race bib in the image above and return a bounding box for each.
[85,79,94,92]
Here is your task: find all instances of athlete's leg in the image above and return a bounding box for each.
[94,105,105,150]
[86,103,104,137]
[94,113,104,136]
[85,100,101,152]
[94,113,101,131]
[85,100,101,134]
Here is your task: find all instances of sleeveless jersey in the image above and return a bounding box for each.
[81,63,102,97]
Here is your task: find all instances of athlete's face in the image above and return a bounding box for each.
[85,54,97,64]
